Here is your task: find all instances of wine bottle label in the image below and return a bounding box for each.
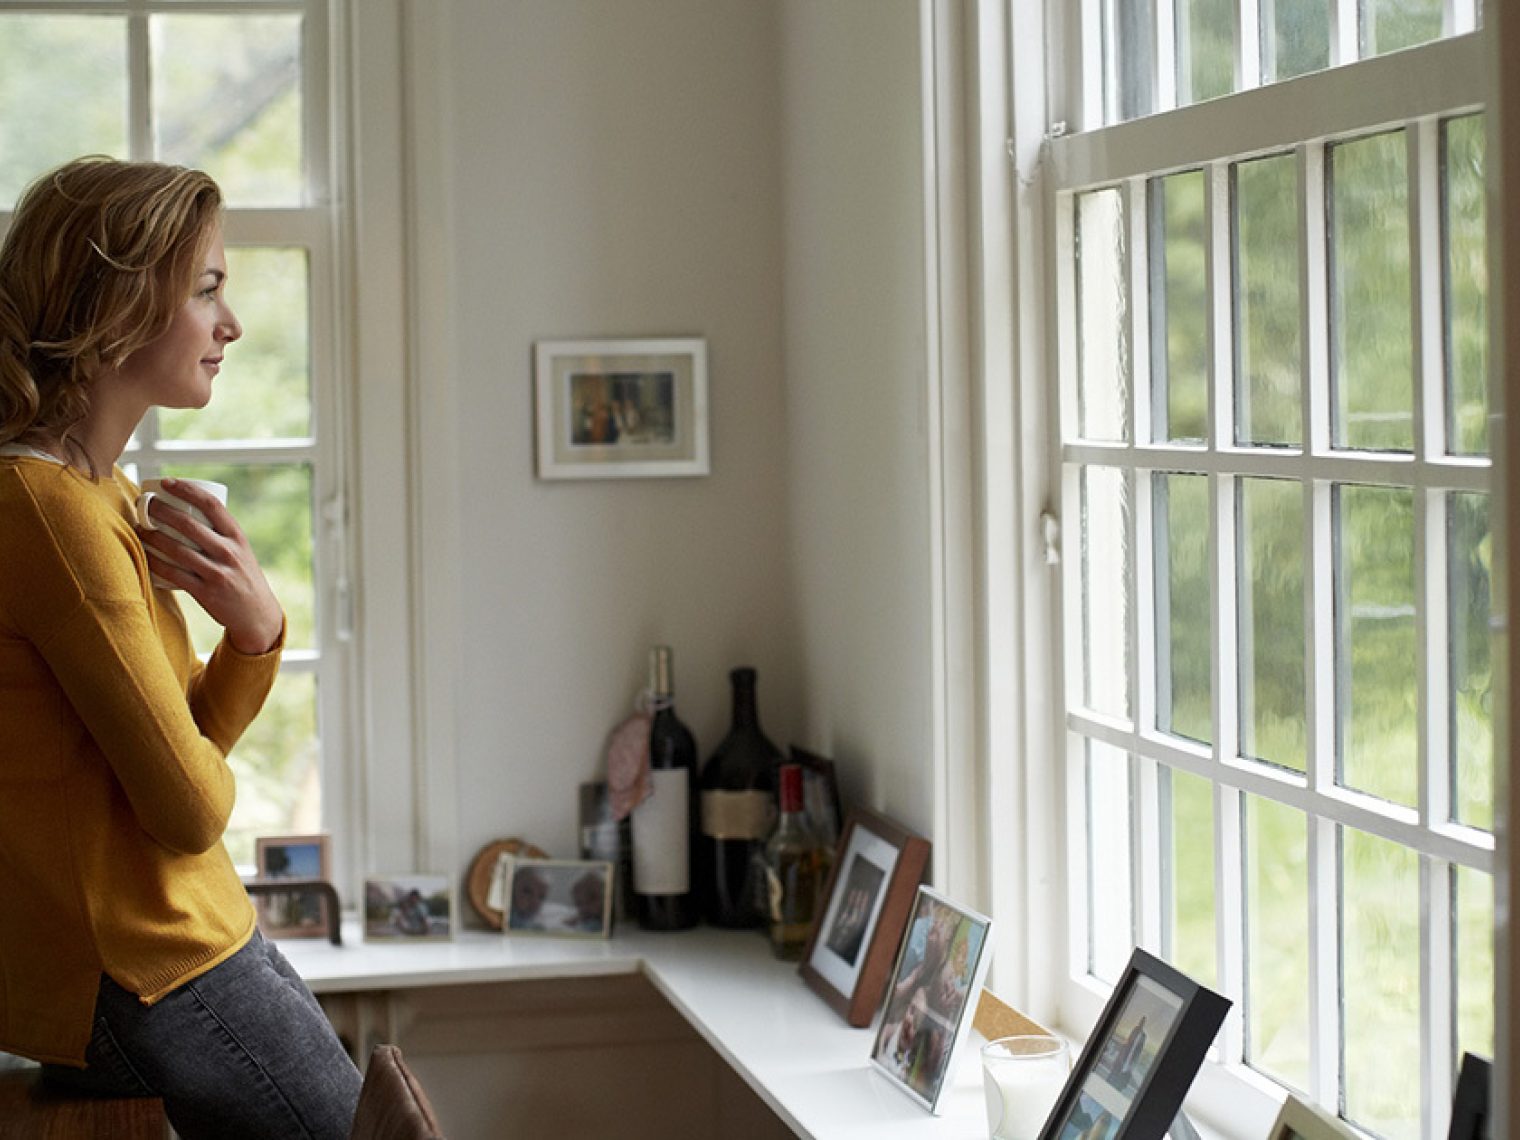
[631,769,690,895]
[701,789,776,840]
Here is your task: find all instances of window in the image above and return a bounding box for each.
[0,0,348,869]
[1047,4,1491,1136]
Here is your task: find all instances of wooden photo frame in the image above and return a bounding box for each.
[1037,948,1230,1140]
[868,886,995,1115]
[363,874,453,941]
[534,337,709,479]
[1267,1094,1359,1140]
[1447,1052,1492,1140]
[799,808,930,1027]
[252,833,332,939]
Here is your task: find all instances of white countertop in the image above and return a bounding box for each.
[278,922,993,1139]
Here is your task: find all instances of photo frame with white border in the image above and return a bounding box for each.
[869,885,994,1115]
[497,856,615,939]
[800,808,930,1027]
[252,833,332,939]
[363,873,453,941]
[534,337,709,479]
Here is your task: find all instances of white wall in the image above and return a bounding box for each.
[393,0,935,890]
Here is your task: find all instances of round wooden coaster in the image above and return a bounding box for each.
[466,837,549,930]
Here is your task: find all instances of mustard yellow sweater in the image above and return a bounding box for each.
[0,456,283,1065]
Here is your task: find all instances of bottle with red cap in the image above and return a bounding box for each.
[762,762,828,960]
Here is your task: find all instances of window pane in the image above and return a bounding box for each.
[1234,155,1302,446]
[1336,485,1416,806]
[1454,865,1495,1062]
[1239,478,1306,771]
[1450,492,1493,830]
[1083,466,1131,719]
[151,14,304,207]
[1341,827,1419,1139]
[1330,131,1413,452]
[1178,0,1234,105]
[223,672,320,868]
[160,248,313,442]
[1263,0,1331,82]
[1155,474,1211,743]
[1443,115,1488,457]
[1108,0,1156,121]
[1150,170,1208,443]
[0,15,127,206]
[1077,188,1131,442]
[164,462,315,653]
[1088,741,1134,983]
[1163,767,1216,987]
[1362,0,1444,57]
[1245,794,1310,1090]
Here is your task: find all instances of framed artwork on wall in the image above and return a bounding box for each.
[534,337,709,479]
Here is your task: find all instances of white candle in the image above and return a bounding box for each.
[981,1035,1070,1140]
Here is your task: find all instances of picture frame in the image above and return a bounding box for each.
[252,834,332,939]
[534,337,709,479]
[1447,1052,1492,1140]
[799,808,930,1027]
[1037,948,1231,1140]
[788,745,844,851]
[1266,1094,1359,1140]
[363,874,454,941]
[869,886,994,1115]
[496,856,615,939]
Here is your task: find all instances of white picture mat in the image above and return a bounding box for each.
[807,825,901,995]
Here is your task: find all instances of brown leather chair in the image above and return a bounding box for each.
[348,1045,444,1140]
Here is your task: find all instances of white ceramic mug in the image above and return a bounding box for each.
[134,478,228,589]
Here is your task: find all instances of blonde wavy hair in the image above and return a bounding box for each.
[0,156,223,460]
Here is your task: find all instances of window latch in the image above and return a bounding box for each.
[1040,510,1061,565]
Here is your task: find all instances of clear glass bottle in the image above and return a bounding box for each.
[763,762,826,960]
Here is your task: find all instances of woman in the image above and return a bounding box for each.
[0,157,361,1138]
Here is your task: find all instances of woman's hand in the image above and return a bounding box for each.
[136,478,284,655]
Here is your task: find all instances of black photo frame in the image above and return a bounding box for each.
[1447,1052,1492,1140]
[1037,948,1230,1140]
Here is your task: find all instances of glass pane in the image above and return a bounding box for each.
[160,248,312,441]
[1454,865,1495,1062]
[1088,741,1134,983]
[1239,478,1307,771]
[1077,188,1131,442]
[1164,767,1216,987]
[152,14,304,207]
[1342,827,1419,1139]
[1336,486,1416,806]
[1178,0,1234,105]
[1362,0,1443,57]
[1450,492,1493,830]
[1109,0,1156,121]
[162,462,316,652]
[1155,474,1211,743]
[1245,794,1309,1090]
[1330,131,1413,451]
[1443,115,1488,457]
[1083,466,1132,720]
[1263,0,1331,82]
[1150,171,1208,443]
[1234,155,1302,446]
[223,672,320,868]
[0,15,127,206]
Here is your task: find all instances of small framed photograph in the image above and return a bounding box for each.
[363,874,453,941]
[1447,1052,1492,1140]
[252,834,332,939]
[1037,948,1231,1140]
[498,857,615,939]
[534,337,709,479]
[1266,1094,1359,1140]
[869,886,994,1115]
[800,809,930,1027]
[788,745,844,850]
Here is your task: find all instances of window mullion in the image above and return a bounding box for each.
[1309,815,1340,1104]
[1331,0,1359,65]
[1238,0,1263,92]
[1422,856,1456,1134]
[127,3,151,160]
[1155,0,1177,113]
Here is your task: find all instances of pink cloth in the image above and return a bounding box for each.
[606,710,652,820]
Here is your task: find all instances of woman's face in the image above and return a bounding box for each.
[513,872,547,915]
[114,229,242,412]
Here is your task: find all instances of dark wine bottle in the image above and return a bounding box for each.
[699,666,782,928]
[631,646,700,930]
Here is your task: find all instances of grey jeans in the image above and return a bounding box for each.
[45,930,362,1140]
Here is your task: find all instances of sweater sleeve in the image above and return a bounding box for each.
[9,476,279,855]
